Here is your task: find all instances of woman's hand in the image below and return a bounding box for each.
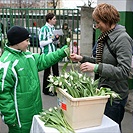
[70,53,83,62]
[80,62,95,72]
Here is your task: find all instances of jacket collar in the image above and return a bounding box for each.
[45,22,54,28]
[108,24,126,42]
[4,45,29,54]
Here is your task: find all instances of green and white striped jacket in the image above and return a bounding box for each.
[39,22,57,54]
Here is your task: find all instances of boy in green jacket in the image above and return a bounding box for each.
[0,26,68,133]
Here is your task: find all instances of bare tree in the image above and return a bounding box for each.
[52,0,59,9]
[51,0,59,14]
[88,0,95,7]
[18,0,41,8]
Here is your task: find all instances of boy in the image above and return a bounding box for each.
[39,12,60,96]
[0,25,68,133]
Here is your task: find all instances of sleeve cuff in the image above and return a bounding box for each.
[94,64,99,73]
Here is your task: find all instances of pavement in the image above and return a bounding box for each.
[0,62,133,133]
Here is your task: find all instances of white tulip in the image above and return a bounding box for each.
[49,86,54,92]
[49,78,54,83]
[42,112,46,115]
[83,76,86,80]
[91,78,94,84]
[54,107,58,110]
[64,72,69,79]
[54,81,58,85]
[49,75,53,79]
[59,82,62,86]
[49,75,54,82]
[112,93,118,98]
[70,75,73,80]
[66,38,71,42]
[68,83,71,87]
[49,108,53,112]
[78,73,82,78]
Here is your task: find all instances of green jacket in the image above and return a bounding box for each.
[0,45,67,132]
[81,25,133,100]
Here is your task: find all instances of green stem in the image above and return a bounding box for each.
[70,59,75,71]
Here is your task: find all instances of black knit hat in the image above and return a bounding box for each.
[7,26,30,45]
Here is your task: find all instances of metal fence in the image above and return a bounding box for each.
[0,8,80,58]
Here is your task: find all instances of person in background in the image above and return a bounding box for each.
[6,20,11,33]
[60,22,71,48]
[71,41,80,55]
[0,22,4,56]
[33,21,37,27]
[70,3,133,131]
[0,22,4,46]
[0,26,68,133]
[92,42,97,58]
[39,12,60,96]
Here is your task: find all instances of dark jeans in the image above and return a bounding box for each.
[42,63,59,94]
[104,97,128,132]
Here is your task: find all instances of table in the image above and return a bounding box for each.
[30,115,121,133]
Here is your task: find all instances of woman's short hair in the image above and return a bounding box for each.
[92,3,120,26]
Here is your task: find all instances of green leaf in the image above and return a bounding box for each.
[39,107,75,133]
[62,62,69,72]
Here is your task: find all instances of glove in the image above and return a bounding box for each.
[52,36,59,42]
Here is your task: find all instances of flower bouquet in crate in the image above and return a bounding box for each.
[48,37,120,101]
[48,65,120,103]
[42,38,121,130]
[47,61,121,129]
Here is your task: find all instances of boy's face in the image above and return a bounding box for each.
[17,39,30,52]
[48,16,57,25]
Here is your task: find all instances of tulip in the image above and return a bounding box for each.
[39,107,75,133]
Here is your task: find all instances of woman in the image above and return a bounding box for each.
[70,3,133,130]
[60,22,71,48]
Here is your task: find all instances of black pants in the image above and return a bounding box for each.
[42,63,59,94]
[104,97,128,132]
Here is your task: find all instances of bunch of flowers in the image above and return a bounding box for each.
[47,67,121,104]
[48,36,121,102]
[39,107,75,133]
